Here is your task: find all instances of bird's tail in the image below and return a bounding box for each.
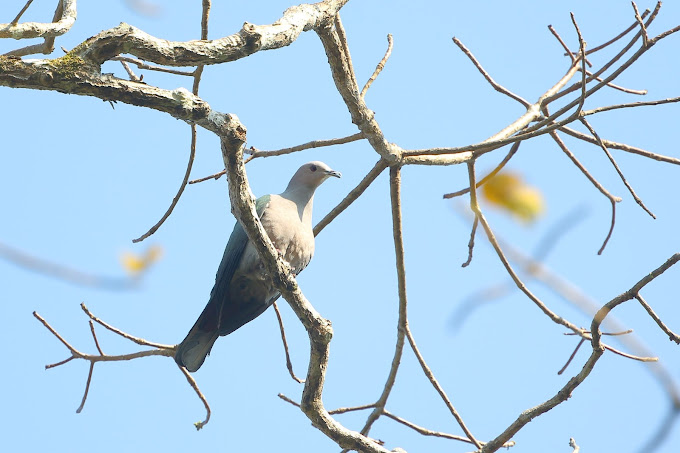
[175,304,220,372]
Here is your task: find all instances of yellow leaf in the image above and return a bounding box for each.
[481,172,545,223]
[120,245,163,275]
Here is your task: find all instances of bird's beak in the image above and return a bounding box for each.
[326,170,342,179]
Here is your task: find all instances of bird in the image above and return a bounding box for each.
[175,161,341,372]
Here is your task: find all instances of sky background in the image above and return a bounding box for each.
[1,1,679,452]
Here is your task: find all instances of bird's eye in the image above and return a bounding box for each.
[310,164,318,172]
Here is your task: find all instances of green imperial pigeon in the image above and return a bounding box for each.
[175,161,341,372]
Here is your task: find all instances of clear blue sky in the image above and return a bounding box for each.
[1,1,679,452]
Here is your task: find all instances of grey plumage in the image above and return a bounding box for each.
[175,161,341,372]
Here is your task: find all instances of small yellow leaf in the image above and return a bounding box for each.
[120,245,163,275]
[481,172,545,223]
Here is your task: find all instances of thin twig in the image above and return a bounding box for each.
[585,8,650,55]
[89,321,105,355]
[632,2,649,48]
[33,311,82,356]
[383,410,490,445]
[279,393,301,407]
[636,294,680,344]
[452,37,531,108]
[579,117,655,218]
[360,34,393,98]
[273,302,305,383]
[76,362,95,413]
[11,0,35,25]
[570,13,588,115]
[245,132,364,163]
[131,0,211,242]
[46,356,76,369]
[584,69,646,95]
[558,338,586,375]
[559,126,680,165]
[179,366,211,430]
[357,165,408,438]
[188,169,226,184]
[119,60,141,82]
[547,131,621,255]
[329,403,376,415]
[406,324,481,449]
[462,215,478,268]
[443,139,521,199]
[314,159,387,236]
[132,123,197,243]
[81,303,173,349]
[111,56,196,76]
[191,133,364,184]
[583,97,680,116]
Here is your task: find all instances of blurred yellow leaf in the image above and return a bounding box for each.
[120,245,163,275]
[481,172,545,223]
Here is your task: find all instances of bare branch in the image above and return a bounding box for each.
[316,21,398,163]
[314,159,388,236]
[1,0,77,40]
[443,139,521,199]
[357,166,409,437]
[559,126,680,165]
[179,366,211,430]
[583,96,680,116]
[579,117,655,218]
[132,123,197,243]
[632,2,649,48]
[461,215,478,268]
[190,133,364,185]
[585,8,650,55]
[246,132,364,162]
[382,410,496,446]
[547,131,621,254]
[406,324,481,448]
[89,321,105,356]
[636,294,680,344]
[273,301,305,383]
[10,0,35,25]
[111,56,195,76]
[558,338,586,375]
[76,362,95,413]
[329,403,376,415]
[360,33,393,98]
[452,37,531,108]
[81,303,172,349]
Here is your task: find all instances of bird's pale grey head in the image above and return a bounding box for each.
[286,161,341,191]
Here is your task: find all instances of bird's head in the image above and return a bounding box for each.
[287,161,341,191]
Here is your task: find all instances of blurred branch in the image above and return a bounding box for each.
[0,241,139,290]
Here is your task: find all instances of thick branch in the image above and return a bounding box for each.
[69,1,347,67]
[0,0,77,40]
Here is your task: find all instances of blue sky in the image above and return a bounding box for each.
[1,1,679,452]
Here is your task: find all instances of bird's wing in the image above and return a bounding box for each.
[175,195,271,372]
